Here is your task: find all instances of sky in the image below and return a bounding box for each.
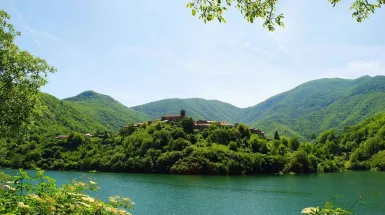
[1,0,385,108]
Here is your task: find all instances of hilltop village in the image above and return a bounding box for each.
[130,110,265,138]
[55,109,265,140]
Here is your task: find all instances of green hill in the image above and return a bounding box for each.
[242,75,385,139]
[132,76,385,139]
[31,93,106,137]
[30,91,149,137]
[132,98,241,123]
[63,91,149,130]
[31,76,385,140]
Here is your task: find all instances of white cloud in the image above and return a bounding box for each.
[325,60,385,79]
[348,61,381,70]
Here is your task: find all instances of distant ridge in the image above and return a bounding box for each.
[35,75,385,140]
[132,75,385,139]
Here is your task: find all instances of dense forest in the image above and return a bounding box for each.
[2,112,385,175]
[29,92,149,136]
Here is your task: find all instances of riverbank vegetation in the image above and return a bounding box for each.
[1,113,385,175]
[0,169,134,214]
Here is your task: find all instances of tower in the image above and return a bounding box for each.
[180,109,186,118]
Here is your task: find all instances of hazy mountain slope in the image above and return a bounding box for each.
[132,98,242,122]
[63,91,149,130]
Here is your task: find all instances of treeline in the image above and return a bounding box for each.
[1,114,385,175]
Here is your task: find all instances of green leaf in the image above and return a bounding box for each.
[192,9,197,16]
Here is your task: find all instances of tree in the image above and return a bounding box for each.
[310,132,317,140]
[274,131,280,140]
[170,138,192,151]
[0,10,56,138]
[229,141,238,151]
[289,137,300,151]
[248,135,268,153]
[237,123,251,139]
[67,132,83,148]
[179,117,194,133]
[283,150,311,173]
[119,124,135,141]
[187,0,384,31]
[281,137,288,146]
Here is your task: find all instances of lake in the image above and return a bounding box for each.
[2,169,385,214]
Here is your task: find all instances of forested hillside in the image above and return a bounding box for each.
[133,75,385,139]
[243,75,385,138]
[29,92,149,138]
[28,76,385,141]
[31,93,107,137]
[63,91,149,130]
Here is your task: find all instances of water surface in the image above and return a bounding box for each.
[3,170,385,215]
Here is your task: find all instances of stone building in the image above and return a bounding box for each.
[250,128,265,138]
[161,109,186,122]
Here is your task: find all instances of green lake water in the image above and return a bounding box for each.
[3,169,385,215]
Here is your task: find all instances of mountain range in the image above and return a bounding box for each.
[35,75,385,139]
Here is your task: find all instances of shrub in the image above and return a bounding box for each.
[369,150,385,170]
[302,200,353,215]
[228,141,238,151]
[0,169,134,215]
[283,150,311,174]
[317,160,339,173]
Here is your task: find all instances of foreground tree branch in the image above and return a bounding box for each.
[0,10,56,138]
[187,0,385,31]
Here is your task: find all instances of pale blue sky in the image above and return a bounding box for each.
[1,0,385,107]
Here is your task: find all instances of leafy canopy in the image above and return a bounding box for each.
[0,10,56,138]
[187,0,385,31]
